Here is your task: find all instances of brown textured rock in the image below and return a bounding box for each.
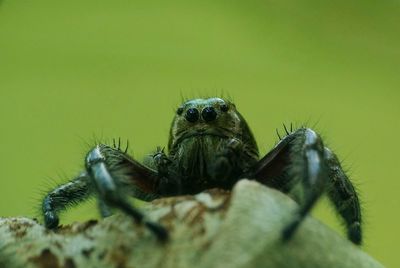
[0,180,384,268]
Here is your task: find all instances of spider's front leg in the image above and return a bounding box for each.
[252,128,362,244]
[42,143,168,241]
[85,144,168,241]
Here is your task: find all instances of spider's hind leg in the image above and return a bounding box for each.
[324,148,362,244]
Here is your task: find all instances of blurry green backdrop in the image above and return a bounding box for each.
[0,0,399,266]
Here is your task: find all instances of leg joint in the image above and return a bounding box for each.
[303,128,324,151]
[86,145,106,168]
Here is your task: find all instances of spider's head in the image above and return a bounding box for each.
[168,97,258,154]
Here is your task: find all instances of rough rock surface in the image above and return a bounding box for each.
[0,180,383,268]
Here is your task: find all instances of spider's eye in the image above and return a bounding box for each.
[220,104,229,112]
[176,107,184,115]
[202,106,217,122]
[185,108,199,122]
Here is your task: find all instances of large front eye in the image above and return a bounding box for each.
[185,108,199,122]
[202,106,217,122]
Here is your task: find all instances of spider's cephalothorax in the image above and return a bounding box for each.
[42,97,362,244]
[160,98,259,194]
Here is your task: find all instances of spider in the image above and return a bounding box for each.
[42,97,362,244]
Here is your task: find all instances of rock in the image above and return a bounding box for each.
[0,180,383,268]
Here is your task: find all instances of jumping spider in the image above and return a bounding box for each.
[42,97,362,244]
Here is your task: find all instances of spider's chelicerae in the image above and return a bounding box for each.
[42,97,362,244]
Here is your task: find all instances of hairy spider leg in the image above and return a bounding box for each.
[42,170,137,227]
[253,128,330,242]
[42,173,94,229]
[85,144,168,241]
[324,148,362,244]
[97,194,113,218]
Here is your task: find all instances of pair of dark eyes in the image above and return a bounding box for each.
[176,104,229,116]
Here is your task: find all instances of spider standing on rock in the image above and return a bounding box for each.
[42,97,362,244]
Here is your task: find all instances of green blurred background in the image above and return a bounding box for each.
[0,0,398,266]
